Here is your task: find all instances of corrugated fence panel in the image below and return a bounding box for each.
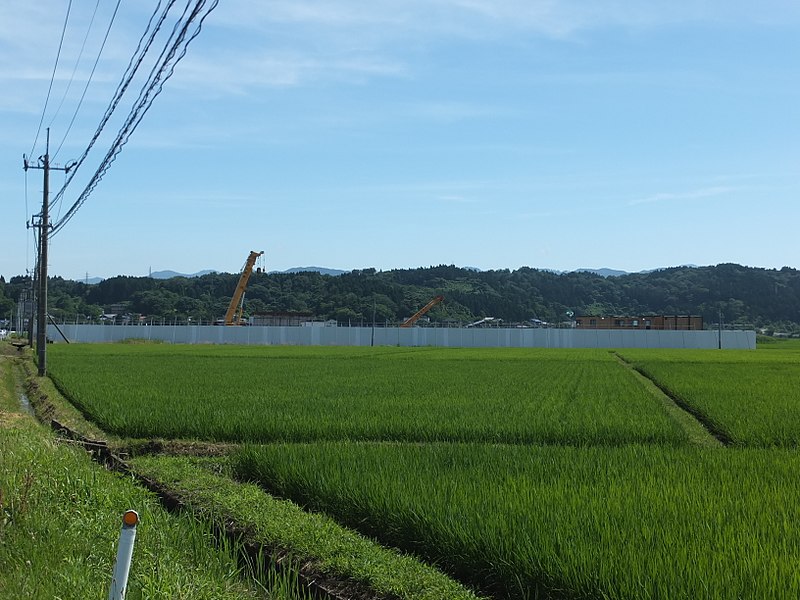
[49,325,756,349]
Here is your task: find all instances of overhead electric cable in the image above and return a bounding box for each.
[50,0,175,208]
[54,169,71,224]
[30,0,74,158]
[51,0,123,217]
[52,0,219,236]
[49,0,101,134]
[53,0,216,235]
[53,0,122,162]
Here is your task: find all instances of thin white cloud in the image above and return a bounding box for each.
[629,186,737,206]
[166,0,800,99]
[9,0,794,105]
[214,0,800,39]
[173,51,407,94]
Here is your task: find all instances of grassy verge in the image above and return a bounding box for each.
[21,353,113,444]
[129,454,483,600]
[0,348,309,600]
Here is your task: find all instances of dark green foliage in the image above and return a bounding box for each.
[1,263,799,328]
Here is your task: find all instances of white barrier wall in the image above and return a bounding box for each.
[49,324,757,350]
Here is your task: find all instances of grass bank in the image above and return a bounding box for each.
[130,455,482,600]
[0,347,309,600]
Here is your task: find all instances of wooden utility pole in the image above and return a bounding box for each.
[24,129,72,376]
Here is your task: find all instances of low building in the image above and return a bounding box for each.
[103,303,128,315]
[574,315,703,330]
[249,311,314,327]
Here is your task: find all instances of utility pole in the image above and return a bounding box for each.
[24,129,72,376]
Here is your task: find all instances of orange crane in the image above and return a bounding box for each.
[400,295,444,328]
[224,250,264,325]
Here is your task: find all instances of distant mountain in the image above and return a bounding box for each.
[576,268,629,278]
[78,264,703,283]
[145,267,346,279]
[277,267,348,277]
[575,265,701,278]
[149,269,218,279]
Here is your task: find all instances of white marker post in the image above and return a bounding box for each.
[108,510,139,600]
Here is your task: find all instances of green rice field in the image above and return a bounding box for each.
[47,345,687,445]
[233,442,800,600]
[43,342,800,599]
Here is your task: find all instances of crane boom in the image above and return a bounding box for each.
[400,295,444,327]
[224,250,264,325]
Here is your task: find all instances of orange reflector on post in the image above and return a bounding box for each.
[110,510,140,599]
[122,510,139,528]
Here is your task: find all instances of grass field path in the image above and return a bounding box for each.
[613,353,724,448]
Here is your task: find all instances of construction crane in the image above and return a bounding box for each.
[400,295,444,328]
[224,251,264,325]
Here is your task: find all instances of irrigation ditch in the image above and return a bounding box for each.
[13,352,405,600]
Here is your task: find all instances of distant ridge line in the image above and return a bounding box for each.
[72,264,706,283]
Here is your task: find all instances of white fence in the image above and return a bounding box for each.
[48,324,756,350]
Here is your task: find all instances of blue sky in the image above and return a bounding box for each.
[2,1,798,280]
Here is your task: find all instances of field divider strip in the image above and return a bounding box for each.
[612,353,727,448]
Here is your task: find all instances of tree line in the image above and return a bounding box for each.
[1,263,798,332]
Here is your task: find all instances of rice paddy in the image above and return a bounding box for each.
[47,345,687,445]
[233,442,800,600]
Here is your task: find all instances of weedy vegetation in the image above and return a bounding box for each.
[0,350,310,600]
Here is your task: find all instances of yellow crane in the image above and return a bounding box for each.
[224,250,264,325]
[400,295,444,327]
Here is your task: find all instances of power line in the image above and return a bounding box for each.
[54,168,72,225]
[30,0,74,158]
[23,1,218,374]
[49,0,177,214]
[52,0,220,236]
[51,0,123,212]
[53,0,119,162]
[49,0,101,134]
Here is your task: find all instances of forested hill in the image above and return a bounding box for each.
[1,263,798,331]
